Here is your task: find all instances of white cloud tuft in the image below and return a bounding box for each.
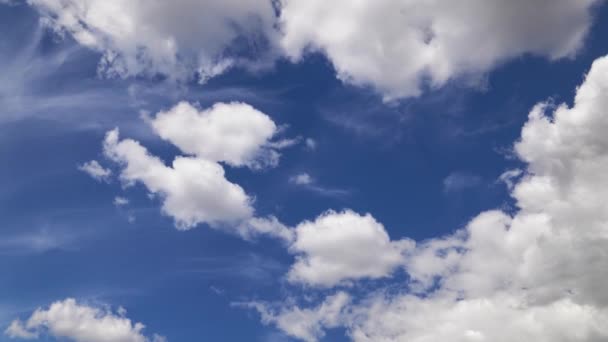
[289,173,313,186]
[78,160,112,182]
[443,172,482,193]
[242,292,350,342]
[4,298,164,342]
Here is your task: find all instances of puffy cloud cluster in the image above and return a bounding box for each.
[103,101,293,238]
[249,54,608,341]
[22,0,600,99]
[279,0,599,100]
[103,128,253,229]
[27,0,277,81]
[5,298,164,342]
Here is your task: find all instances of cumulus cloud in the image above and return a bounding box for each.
[103,128,253,230]
[99,101,295,241]
[27,0,277,81]
[288,210,413,287]
[279,0,599,100]
[149,102,286,169]
[5,298,164,342]
[247,54,608,341]
[78,160,112,182]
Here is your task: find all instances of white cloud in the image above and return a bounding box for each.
[288,210,413,287]
[25,0,599,100]
[248,54,608,341]
[113,196,129,206]
[103,128,253,230]
[305,138,316,151]
[5,298,164,342]
[242,292,350,342]
[27,0,277,81]
[289,173,313,185]
[149,102,285,169]
[78,160,112,182]
[279,0,599,100]
[238,216,295,243]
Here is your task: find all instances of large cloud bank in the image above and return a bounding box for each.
[248,54,608,341]
[23,0,601,99]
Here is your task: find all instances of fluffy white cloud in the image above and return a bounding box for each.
[5,298,164,342]
[103,128,253,229]
[288,210,413,287]
[149,102,285,169]
[249,54,608,341]
[78,160,112,182]
[27,0,277,80]
[279,0,599,100]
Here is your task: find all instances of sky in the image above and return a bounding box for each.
[2,1,608,341]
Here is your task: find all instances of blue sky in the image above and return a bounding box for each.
[3,1,608,342]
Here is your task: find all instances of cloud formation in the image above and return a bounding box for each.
[103,128,253,230]
[288,210,413,287]
[78,160,112,182]
[100,102,294,241]
[279,0,598,100]
[21,0,600,100]
[5,298,164,342]
[27,0,277,81]
[149,102,285,169]
[248,54,608,341]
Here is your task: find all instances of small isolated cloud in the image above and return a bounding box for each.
[289,173,350,198]
[443,172,482,193]
[78,160,112,182]
[305,138,317,151]
[289,173,313,185]
[5,298,165,342]
[113,196,129,206]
